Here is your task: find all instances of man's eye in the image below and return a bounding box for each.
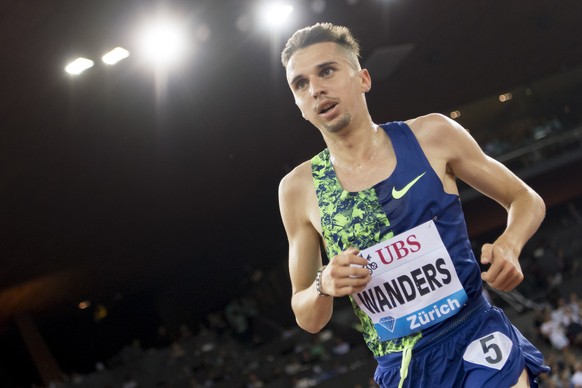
[321,67,334,77]
[296,79,307,89]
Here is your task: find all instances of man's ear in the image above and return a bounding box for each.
[360,68,372,92]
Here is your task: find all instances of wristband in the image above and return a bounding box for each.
[316,265,329,297]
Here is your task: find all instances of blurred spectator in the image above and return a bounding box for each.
[122,374,139,388]
[119,339,143,364]
[225,298,250,343]
[572,362,582,388]
[169,341,185,360]
[332,336,351,356]
[207,310,228,337]
[567,202,582,225]
[284,356,302,376]
[246,372,264,388]
[540,307,570,351]
[154,326,173,349]
[178,323,193,342]
[309,336,329,361]
[569,292,580,317]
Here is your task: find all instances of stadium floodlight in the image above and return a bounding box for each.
[261,2,294,28]
[65,57,94,75]
[138,20,187,66]
[499,93,513,102]
[102,47,130,65]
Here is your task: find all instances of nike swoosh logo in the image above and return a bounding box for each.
[392,172,426,199]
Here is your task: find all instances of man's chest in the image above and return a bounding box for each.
[334,154,396,193]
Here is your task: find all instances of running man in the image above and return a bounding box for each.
[278,23,549,387]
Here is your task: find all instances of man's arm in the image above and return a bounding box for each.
[413,114,545,291]
[278,163,370,333]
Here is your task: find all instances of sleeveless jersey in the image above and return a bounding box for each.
[311,121,483,357]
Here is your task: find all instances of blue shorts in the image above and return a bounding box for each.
[374,295,550,388]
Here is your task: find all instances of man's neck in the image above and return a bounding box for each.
[326,121,383,169]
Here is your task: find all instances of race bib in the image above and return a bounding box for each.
[354,220,468,341]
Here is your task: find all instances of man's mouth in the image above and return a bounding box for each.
[317,101,338,115]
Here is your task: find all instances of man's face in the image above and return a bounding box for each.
[286,42,370,134]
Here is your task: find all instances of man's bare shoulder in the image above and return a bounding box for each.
[278,160,319,230]
[405,113,457,134]
[279,160,313,198]
[405,113,469,144]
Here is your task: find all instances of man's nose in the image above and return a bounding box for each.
[309,76,324,98]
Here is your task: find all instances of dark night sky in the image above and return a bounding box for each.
[1,0,582,382]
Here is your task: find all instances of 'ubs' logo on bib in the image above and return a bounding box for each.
[370,235,421,265]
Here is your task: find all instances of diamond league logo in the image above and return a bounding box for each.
[379,316,396,332]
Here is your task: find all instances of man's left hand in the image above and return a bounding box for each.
[480,242,524,291]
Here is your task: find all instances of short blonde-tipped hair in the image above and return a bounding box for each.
[281,23,361,69]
